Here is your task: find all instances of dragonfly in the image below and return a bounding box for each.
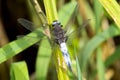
[18,18,73,70]
[18,18,90,71]
[17,5,90,71]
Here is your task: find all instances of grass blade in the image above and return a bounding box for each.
[58,1,77,27]
[36,39,52,80]
[44,0,58,24]
[80,24,120,72]
[76,56,82,80]
[10,61,29,80]
[0,28,45,63]
[99,0,120,29]
[97,47,105,80]
[105,46,120,67]
[94,0,103,31]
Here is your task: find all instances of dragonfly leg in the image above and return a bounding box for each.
[65,36,68,42]
[55,39,59,44]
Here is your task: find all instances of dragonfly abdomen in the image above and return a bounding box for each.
[60,42,72,70]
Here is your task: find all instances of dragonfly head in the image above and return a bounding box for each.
[52,20,61,27]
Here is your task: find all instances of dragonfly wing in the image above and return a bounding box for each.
[17,18,52,47]
[65,19,91,37]
[18,18,37,31]
[65,19,91,47]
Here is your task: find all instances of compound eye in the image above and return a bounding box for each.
[56,20,60,25]
[52,20,61,26]
[52,21,57,26]
[52,23,55,26]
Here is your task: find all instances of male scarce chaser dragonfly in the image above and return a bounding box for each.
[18,18,90,71]
[18,5,90,71]
[18,18,72,70]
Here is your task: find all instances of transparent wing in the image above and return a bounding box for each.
[60,2,90,38]
[65,19,91,47]
[17,18,38,31]
[17,18,46,45]
[65,19,91,37]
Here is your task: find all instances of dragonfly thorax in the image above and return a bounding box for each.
[52,20,67,44]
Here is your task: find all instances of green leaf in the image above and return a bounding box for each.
[94,0,103,32]
[89,46,120,79]
[97,47,105,80]
[36,39,52,80]
[0,28,45,63]
[44,0,58,24]
[76,56,82,80]
[80,24,120,72]
[105,46,120,67]
[99,0,120,29]
[10,61,29,80]
[58,1,77,27]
